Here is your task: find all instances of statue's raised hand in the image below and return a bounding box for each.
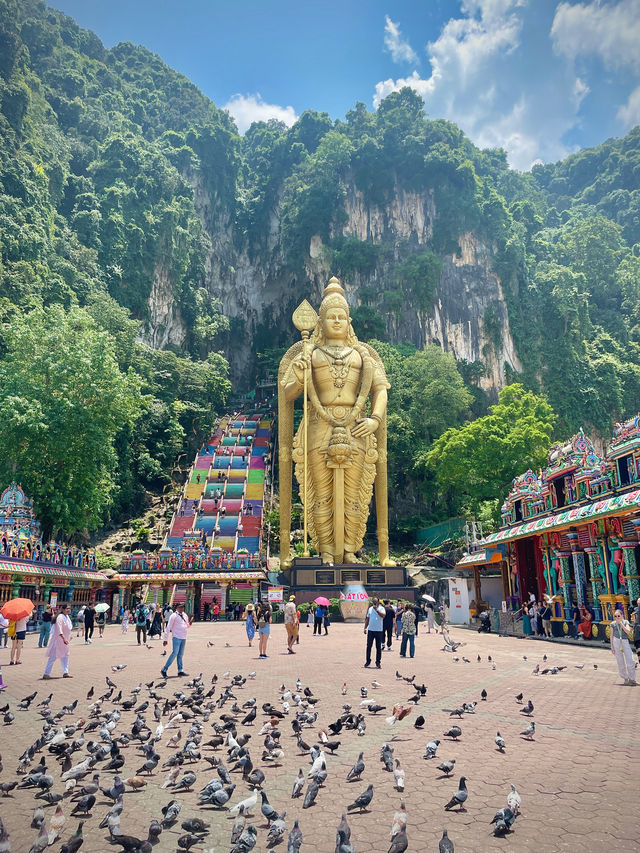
[292,354,311,383]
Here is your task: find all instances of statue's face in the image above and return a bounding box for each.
[322,306,349,340]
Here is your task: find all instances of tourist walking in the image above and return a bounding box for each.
[161,602,193,677]
[284,595,298,654]
[395,603,403,640]
[245,603,256,647]
[364,597,386,669]
[313,604,323,636]
[42,604,73,679]
[76,605,85,638]
[426,601,436,633]
[383,600,395,650]
[149,608,163,640]
[399,602,417,658]
[95,606,106,638]
[9,613,27,665]
[38,605,53,648]
[522,601,533,635]
[84,603,95,644]
[610,608,636,685]
[135,603,148,645]
[323,607,330,636]
[121,609,130,634]
[632,597,640,663]
[540,600,553,638]
[257,602,272,658]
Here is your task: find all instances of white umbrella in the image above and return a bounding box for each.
[95,603,110,613]
[422,594,436,603]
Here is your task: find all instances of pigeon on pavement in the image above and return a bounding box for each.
[347,783,374,813]
[444,777,468,811]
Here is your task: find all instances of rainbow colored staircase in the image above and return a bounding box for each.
[165,411,274,563]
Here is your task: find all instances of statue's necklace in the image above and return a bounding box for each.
[317,346,353,388]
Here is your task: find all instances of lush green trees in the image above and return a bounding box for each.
[0,305,142,537]
[426,385,556,518]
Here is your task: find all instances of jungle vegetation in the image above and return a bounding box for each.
[1,0,639,536]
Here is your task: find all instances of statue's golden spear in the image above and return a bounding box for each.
[292,300,318,557]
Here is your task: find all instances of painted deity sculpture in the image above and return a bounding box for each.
[278,278,394,567]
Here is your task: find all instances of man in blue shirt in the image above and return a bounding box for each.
[364,597,386,668]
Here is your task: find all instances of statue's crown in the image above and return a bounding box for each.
[323,276,345,298]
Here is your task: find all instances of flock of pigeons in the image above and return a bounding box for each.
[0,641,585,852]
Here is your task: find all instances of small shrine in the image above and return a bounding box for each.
[0,482,40,539]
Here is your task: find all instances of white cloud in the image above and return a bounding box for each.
[384,15,418,64]
[372,1,590,170]
[223,93,298,135]
[551,0,640,73]
[618,85,640,128]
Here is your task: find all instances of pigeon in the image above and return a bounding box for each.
[231,824,257,853]
[70,794,95,816]
[31,807,45,829]
[346,752,365,781]
[520,721,535,740]
[28,825,49,853]
[231,807,246,844]
[291,768,305,798]
[47,804,66,844]
[267,811,287,845]
[181,818,210,834]
[520,700,534,716]
[443,726,462,740]
[390,799,407,838]
[287,818,302,852]
[480,689,487,701]
[347,783,374,813]
[229,789,258,816]
[495,732,506,752]
[413,715,425,729]
[60,821,84,853]
[424,739,440,759]
[388,828,408,853]
[444,777,468,811]
[436,759,456,776]
[260,791,278,826]
[393,759,405,791]
[439,829,454,853]
[302,780,318,809]
[515,693,523,703]
[173,771,196,792]
[507,783,522,814]
[491,807,516,836]
[0,820,9,853]
[99,796,124,829]
[161,800,182,828]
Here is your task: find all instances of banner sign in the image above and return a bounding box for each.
[267,586,283,602]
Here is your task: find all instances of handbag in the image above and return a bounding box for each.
[257,617,266,629]
[7,621,16,639]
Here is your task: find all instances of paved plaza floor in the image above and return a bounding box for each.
[0,621,638,853]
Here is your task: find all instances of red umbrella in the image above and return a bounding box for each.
[314,596,330,607]
[1,598,35,621]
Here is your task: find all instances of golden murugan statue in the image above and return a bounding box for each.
[278,277,395,567]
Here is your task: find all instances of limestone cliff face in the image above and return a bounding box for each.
[157,173,522,391]
[139,263,187,350]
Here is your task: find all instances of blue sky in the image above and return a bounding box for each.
[51,1,640,170]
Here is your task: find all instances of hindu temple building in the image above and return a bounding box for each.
[0,482,105,612]
[454,417,640,637]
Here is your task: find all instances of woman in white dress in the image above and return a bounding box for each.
[42,604,73,679]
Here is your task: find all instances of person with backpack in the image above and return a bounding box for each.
[631,596,640,664]
[135,603,149,645]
